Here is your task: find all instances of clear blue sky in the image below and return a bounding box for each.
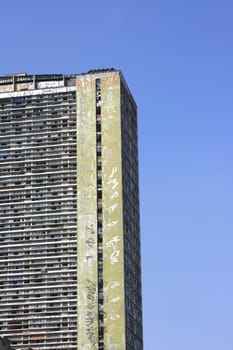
[1,0,233,349]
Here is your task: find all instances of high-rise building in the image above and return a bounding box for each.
[0,69,143,350]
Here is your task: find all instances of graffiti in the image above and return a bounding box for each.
[85,279,97,344]
[111,281,120,289]
[86,255,94,262]
[77,77,95,92]
[110,191,118,199]
[77,77,98,349]
[107,177,119,189]
[80,119,86,128]
[86,237,94,248]
[101,73,125,347]
[85,222,95,261]
[86,223,95,235]
[80,134,86,144]
[110,313,120,321]
[106,236,120,248]
[79,95,86,104]
[79,109,87,116]
[109,166,118,178]
[77,75,119,93]
[79,149,86,158]
[110,296,120,303]
[103,281,120,293]
[110,250,120,264]
[107,91,113,101]
[81,345,91,350]
[108,203,118,213]
[102,75,120,89]
[105,167,121,265]
[105,104,116,114]
[107,220,118,227]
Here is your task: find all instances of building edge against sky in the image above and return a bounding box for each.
[0,69,143,350]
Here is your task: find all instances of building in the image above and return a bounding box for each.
[0,69,143,350]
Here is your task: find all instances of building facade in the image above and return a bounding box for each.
[0,70,143,350]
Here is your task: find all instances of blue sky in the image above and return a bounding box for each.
[1,0,233,349]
